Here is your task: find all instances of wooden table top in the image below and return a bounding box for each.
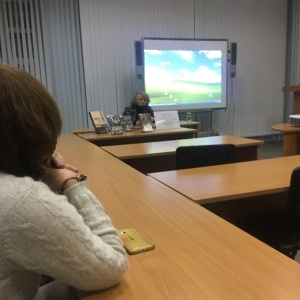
[76,127,197,141]
[272,123,300,132]
[101,135,263,159]
[283,85,300,93]
[56,134,300,300]
[149,155,300,204]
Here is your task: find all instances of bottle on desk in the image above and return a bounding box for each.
[186,112,192,123]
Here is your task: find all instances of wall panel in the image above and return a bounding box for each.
[79,0,287,136]
[195,0,286,136]
[79,0,195,124]
[284,0,300,121]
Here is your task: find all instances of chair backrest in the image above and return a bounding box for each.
[284,166,300,250]
[287,166,300,213]
[175,144,236,170]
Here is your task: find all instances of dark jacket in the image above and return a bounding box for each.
[123,104,154,125]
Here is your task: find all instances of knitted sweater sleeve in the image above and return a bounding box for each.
[1,180,128,291]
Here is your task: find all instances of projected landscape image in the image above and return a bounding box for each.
[144,50,222,107]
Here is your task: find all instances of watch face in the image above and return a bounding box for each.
[58,174,87,194]
[78,174,87,181]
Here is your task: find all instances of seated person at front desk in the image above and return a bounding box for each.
[0,64,128,299]
[123,91,155,125]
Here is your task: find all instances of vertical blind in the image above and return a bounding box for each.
[284,0,300,121]
[40,0,87,132]
[0,0,87,133]
[0,0,47,84]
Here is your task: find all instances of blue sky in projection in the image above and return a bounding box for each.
[144,50,222,84]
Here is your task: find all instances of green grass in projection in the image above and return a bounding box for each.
[146,80,221,106]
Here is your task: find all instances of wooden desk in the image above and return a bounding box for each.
[101,135,263,174]
[149,155,300,221]
[149,155,300,204]
[56,134,300,300]
[75,127,197,146]
[272,123,300,156]
[73,121,200,134]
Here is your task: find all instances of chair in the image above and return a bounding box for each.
[175,144,236,170]
[235,166,300,259]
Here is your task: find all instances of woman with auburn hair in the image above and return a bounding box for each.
[123,91,155,125]
[0,64,127,299]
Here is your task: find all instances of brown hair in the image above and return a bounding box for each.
[0,64,62,178]
[131,91,150,106]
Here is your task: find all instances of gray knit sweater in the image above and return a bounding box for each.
[0,172,128,299]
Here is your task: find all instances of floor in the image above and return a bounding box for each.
[258,138,284,160]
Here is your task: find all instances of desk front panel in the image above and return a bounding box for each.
[57,134,300,300]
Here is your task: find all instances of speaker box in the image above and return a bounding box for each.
[134,41,143,66]
[230,42,237,78]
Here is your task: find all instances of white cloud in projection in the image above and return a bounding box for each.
[145,50,221,83]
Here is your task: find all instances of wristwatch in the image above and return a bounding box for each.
[58,174,87,194]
